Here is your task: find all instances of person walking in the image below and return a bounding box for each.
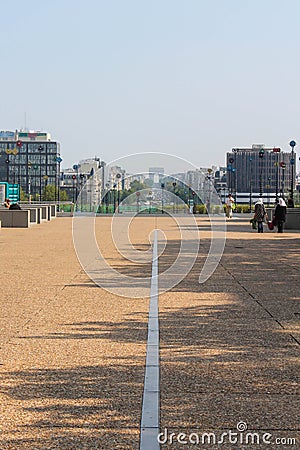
[254,198,267,233]
[225,194,235,219]
[274,198,287,233]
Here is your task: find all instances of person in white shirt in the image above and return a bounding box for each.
[225,194,235,218]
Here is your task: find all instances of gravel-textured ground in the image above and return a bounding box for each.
[0,215,299,449]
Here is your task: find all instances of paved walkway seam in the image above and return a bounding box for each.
[140,229,160,450]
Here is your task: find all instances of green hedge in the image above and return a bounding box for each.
[193,204,252,214]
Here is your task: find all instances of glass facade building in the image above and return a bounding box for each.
[0,133,60,199]
[226,146,294,199]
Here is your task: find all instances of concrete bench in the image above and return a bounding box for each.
[266,207,300,230]
[21,204,57,220]
[21,205,48,222]
[285,208,300,230]
[0,210,31,228]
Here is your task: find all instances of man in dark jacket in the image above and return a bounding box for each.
[274,198,287,233]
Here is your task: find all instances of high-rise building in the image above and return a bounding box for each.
[60,158,106,205]
[149,167,164,186]
[226,144,294,201]
[0,130,61,199]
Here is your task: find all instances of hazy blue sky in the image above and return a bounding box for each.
[0,0,299,170]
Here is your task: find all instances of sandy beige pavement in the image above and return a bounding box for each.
[159,216,300,449]
[0,215,299,449]
[0,217,151,449]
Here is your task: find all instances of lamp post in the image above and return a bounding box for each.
[113,183,117,213]
[27,161,32,203]
[79,174,85,212]
[116,173,121,213]
[5,151,10,183]
[192,190,196,213]
[280,162,286,198]
[38,145,44,202]
[258,148,265,197]
[228,157,234,195]
[105,182,110,213]
[148,191,153,214]
[56,156,63,207]
[33,165,38,199]
[249,157,253,211]
[136,191,140,213]
[267,176,271,207]
[272,147,281,203]
[232,167,237,201]
[73,165,79,201]
[161,182,165,213]
[289,140,296,207]
[15,140,21,188]
[172,181,177,213]
[72,174,76,203]
[28,179,31,203]
[207,168,213,214]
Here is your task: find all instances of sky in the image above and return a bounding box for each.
[0,0,299,172]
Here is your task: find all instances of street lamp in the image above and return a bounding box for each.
[228,157,235,196]
[73,164,79,201]
[207,168,213,214]
[105,182,110,213]
[56,156,63,207]
[289,140,296,207]
[116,173,121,213]
[27,161,32,203]
[38,144,44,202]
[172,181,177,213]
[272,147,281,203]
[249,157,253,211]
[79,173,85,212]
[113,183,117,213]
[72,174,76,203]
[136,191,141,213]
[267,176,271,206]
[280,161,286,198]
[161,182,165,213]
[5,152,10,183]
[258,148,265,197]
[148,191,153,214]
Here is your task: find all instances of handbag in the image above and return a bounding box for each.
[250,218,257,229]
[267,221,274,230]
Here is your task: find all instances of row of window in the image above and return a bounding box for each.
[3,155,58,164]
[0,143,58,154]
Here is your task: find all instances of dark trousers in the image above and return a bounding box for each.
[257,221,263,233]
[277,221,284,233]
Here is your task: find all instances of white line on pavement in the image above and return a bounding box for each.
[140,229,160,450]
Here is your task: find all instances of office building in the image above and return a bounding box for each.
[0,130,61,199]
[226,144,294,201]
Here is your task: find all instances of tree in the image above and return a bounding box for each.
[20,187,28,201]
[59,190,68,201]
[121,180,147,201]
[42,185,69,201]
[129,180,147,191]
[42,184,56,201]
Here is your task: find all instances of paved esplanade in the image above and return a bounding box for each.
[0,216,299,449]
